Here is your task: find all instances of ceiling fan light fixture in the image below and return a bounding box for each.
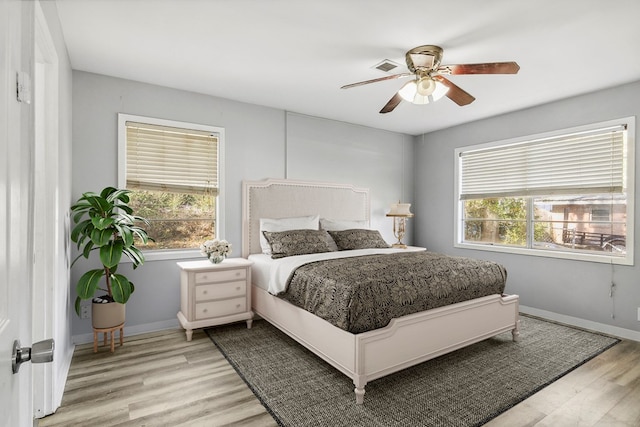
[399,79,449,105]
[398,80,417,102]
[416,76,436,96]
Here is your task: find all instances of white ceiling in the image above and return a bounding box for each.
[55,0,640,136]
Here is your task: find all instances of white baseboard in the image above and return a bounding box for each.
[520,305,640,342]
[70,309,639,345]
[72,318,181,345]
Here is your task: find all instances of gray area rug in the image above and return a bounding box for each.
[207,316,618,427]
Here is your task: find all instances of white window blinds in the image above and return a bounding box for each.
[125,121,219,195]
[459,125,626,200]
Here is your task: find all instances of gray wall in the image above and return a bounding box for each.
[286,112,414,233]
[71,71,413,337]
[414,80,640,335]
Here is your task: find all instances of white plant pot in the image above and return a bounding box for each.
[92,301,126,329]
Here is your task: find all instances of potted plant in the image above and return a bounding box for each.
[70,186,151,328]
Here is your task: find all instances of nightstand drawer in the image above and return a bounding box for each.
[195,268,246,284]
[195,281,246,301]
[195,297,246,320]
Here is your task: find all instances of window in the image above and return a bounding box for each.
[591,208,611,222]
[455,118,634,265]
[118,114,224,254]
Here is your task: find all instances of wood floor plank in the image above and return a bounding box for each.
[38,326,640,427]
[177,399,279,427]
[591,376,640,427]
[127,373,246,419]
[125,387,258,426]
[533,378,630,427]
[483,401,547,427]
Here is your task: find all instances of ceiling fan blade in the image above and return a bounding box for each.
[379,92,403,114]
[434,76,475,106]
[437,61,520,75]
[341,73,412,89]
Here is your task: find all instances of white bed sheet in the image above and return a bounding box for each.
[247,253,273,291]
[249,247,422,295]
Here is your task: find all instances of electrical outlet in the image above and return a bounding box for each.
[80,305,90,319]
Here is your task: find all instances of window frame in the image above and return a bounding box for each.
[454,117,635,266]
[118,113,225,261]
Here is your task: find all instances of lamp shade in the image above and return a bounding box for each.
[386,202,414,217]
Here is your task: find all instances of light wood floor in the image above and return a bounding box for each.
[39,325,640,427]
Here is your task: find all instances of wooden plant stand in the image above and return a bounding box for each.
[93,323,124,353]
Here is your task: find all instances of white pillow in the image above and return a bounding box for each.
[259,214,320,254]
[319,218,369,251]
[319,218,369,231]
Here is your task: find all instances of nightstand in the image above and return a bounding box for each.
[177,258,254,341]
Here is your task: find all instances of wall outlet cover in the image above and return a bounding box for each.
[80,305,90,319]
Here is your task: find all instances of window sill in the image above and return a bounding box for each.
[454,242,633,266]
[120,248,203,263]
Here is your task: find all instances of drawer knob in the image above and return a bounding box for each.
[203,290,208,294]
[203,309,208,313]
[236,287,241,291]
[236,304,241,308]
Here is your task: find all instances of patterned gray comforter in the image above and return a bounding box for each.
[278,251,507,334]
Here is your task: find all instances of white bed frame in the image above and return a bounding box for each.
[242,178,520,404]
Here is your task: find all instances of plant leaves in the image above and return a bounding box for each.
[113,223,134,247]
[124,246,145,267]
[83,193,110,213]
[100,240,124,268]
[110,274,132,304]
[76,269,105,299]
[130,225,150,244]
[91,216,115,230]
[70,219,92,243]
[100,186,118,199]
[90,228,113,246]
[74,296,82,316]
[82,240,95,259]
[118,204,133,215]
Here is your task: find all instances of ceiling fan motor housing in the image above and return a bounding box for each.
[406,45,443,73]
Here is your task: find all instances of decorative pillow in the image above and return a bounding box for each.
[263,229,335,259]
[319,218,369,251]
[327,229,390,251]
[259,214,320,254]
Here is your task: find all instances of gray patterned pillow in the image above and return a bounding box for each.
[327,229,390,250]
[262,229,335,259]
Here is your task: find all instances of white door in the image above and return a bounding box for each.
[0,0,35,425]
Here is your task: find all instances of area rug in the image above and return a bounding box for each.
[207,316,618,427]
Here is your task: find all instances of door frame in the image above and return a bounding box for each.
[33,1,67,417]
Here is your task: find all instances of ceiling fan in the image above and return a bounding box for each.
[341,45,520,114]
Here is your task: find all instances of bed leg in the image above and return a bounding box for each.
[354,387,365,404]
[511,319,521,342]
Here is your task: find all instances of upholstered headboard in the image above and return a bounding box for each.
[242,179,370,257]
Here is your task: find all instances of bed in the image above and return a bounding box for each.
[242,178,520,404]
